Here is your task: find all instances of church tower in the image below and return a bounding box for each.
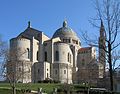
[99,20,106,77]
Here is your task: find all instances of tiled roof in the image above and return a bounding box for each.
[17,27,43,40]
[78,47,92,52]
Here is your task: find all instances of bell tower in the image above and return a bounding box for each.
[99,20,106,77]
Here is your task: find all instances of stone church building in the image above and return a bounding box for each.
[7,20,105,84]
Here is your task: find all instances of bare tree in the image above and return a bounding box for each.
[82,0,120,91]
[0,35,7,80]
[0,35,7,59]
[112,50,120,71]
[3,47,31,94]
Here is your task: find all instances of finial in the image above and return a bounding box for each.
[28,21,31,28]
[63,20,67,27]
[100,19,105,32]
[101,20,104,28]
[100,19,105,37]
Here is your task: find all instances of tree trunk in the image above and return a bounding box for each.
[12,86,16,94]
[108,43,114,91]
[109,61,114,91]
[12,82,16,94]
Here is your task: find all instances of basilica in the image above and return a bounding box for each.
[8,20,106,85]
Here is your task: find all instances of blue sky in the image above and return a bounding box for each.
[0,0,120,81]
[0,0,99,80]
[0,0,98,46]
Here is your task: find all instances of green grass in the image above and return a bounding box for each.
[0,88,12,94]
[2,83,120,94]
[0,83,62,94]
[0,83,87,94]
[0,83,120,94]
[0,88,23,94]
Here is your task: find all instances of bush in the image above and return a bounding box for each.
[89,91,120,94]
[38,80,43,83]
[21,89,31,93]
[37,79,60,83]
[53,80,60,83]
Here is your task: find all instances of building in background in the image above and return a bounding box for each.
[7,21,105,84]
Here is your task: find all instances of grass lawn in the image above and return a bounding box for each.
[0,88,23,94]
[0,88,12,94]
[0,83,87,94]
[0,83,62,94]
[1,83,120,94]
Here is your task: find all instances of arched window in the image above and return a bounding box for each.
[55,51,59,61]
[47,73,48,78]
[64,70,66,74]
[55,70,57,74]
[69,39,70,43]
[70,54,71,63]
[37,51,39,60]
[68,53,71,63]
[19,67,22,72]
[68,53,69,62]
[45,51,47,61]
[27,48,30,59]
[38,69,40,74]
[82,59,85,66]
